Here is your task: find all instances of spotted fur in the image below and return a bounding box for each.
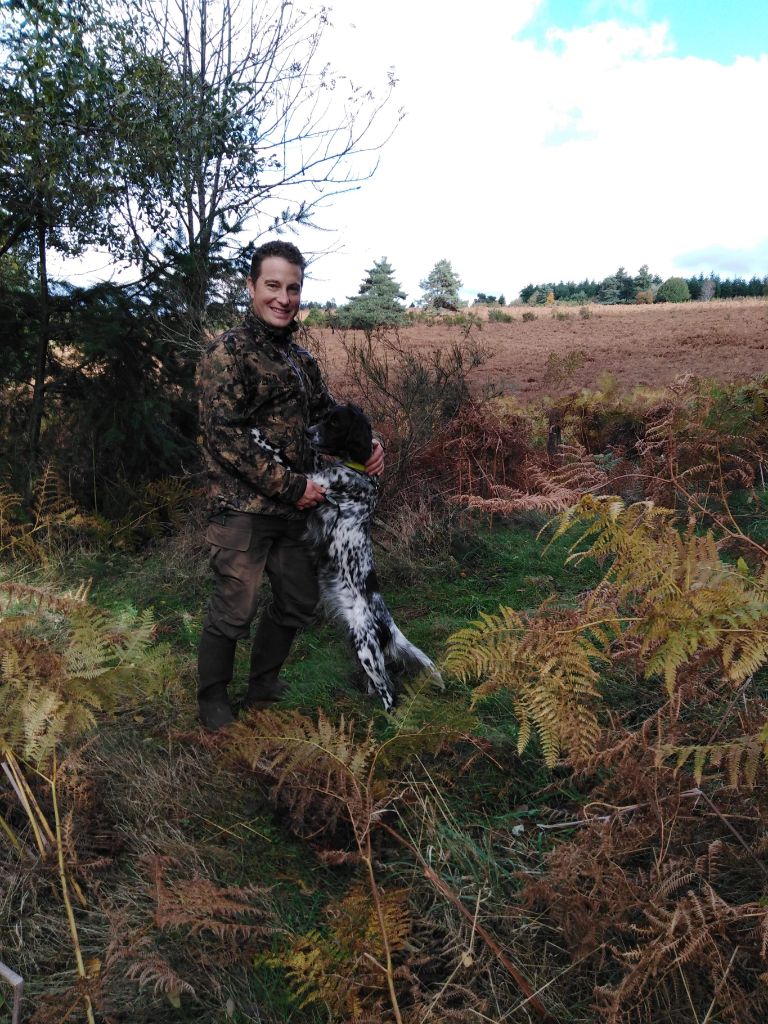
[305,406,441,710]
[250,405,441,710]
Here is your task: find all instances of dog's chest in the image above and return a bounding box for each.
[308,467,377,561]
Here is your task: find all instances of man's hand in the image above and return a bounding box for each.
[365,439,385,477]
[296,478,326,509]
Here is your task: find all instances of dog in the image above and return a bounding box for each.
[252,405,440,710]
[305,404,441,710]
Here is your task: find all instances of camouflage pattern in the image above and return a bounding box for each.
[196,312,335,518]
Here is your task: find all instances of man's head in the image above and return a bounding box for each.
[247,241,306,330]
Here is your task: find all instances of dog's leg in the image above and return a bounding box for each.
[370,594,444,686]
[351,627,395,711]
[321,583,395,710]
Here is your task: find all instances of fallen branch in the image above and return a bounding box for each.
[0,962,23,1024]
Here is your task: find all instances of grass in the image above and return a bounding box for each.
[1,511,595,1022]
[10,500,746,1023]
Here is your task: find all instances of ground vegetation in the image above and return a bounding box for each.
[2,314,768,1021]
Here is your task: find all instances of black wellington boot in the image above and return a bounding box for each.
[241,614,297,712]
[197,629,237,730]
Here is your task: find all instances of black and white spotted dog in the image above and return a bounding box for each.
[252,406,440,710]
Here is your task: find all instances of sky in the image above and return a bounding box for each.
[284,0,768,304]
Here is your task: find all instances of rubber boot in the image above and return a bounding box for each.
[197,629,237,730]
[241,614,297,712]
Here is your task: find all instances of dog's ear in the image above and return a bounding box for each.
[344,407,373,463]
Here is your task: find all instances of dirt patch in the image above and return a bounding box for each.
[309,299,768,401]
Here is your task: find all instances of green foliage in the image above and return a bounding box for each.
[655,276,691,303]
[0,580,172,765]
[0,0,125,258]
[337,257,407,337]
[488,308,513,323]
[302,306,329,328]
[419,258,463,310]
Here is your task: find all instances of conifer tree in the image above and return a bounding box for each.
[419,258,462,309]
[338,258,406,337]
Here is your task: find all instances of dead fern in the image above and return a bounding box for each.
[0,463,108,563]
[272,883,412,1018]
[444,604,604,766]
[659,719,768,787]
[144,854,275,945]
[549,495,768,694]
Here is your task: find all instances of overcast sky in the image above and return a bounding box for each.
[289,0,768,305]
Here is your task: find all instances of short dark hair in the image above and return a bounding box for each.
[249,241,306,284]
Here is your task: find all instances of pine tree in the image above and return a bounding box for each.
[338,258,407,337]
[419,258,462,310]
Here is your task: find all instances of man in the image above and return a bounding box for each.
[196,241,384,729]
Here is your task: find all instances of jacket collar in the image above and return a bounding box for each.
[243,310,299,344]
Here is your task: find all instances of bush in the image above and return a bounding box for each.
[635,289,654,304]
[656,277,690,303]
[303,306,328,327]
[522,311,537,322]
[488,308,513,323]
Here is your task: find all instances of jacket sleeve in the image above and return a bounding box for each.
[197,340,307,505]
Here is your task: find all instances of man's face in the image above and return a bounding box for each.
[247,256,302,328]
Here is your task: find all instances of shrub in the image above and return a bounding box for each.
[522,311,537,322]
[579,305,592,320]
[656,277,690,303]
[302,306,328,327]
[635,289,654,304]
[488,308,513,323]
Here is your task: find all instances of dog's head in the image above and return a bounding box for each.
[308,404,373,464]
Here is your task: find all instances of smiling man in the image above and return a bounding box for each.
[194,241,383,729]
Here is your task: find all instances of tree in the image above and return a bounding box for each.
[419,259,462,310]
[0,0,129,462]
[117,0,401,347]
[656,277,691,303]
[338,258,406,337]
[634,264,653,292]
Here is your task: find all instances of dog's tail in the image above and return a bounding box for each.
[386,624,444,687]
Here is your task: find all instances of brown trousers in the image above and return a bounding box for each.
[202,511,319,641]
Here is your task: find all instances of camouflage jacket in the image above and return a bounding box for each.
[196,312,335,518]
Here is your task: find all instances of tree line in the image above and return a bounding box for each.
[519,266,768,305]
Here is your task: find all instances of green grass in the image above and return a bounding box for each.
[7,516,612,1021]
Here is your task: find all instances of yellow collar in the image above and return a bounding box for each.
[343,460,368,473]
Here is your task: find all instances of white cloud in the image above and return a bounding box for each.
[294,4,768,303]
[49,2,768,305]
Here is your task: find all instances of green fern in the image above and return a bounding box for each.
[659,721,768,787]
[0,581,172,767]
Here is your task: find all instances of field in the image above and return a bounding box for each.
[313,298,768,399]
[2,299,768,1024]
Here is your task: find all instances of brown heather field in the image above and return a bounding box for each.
[312,297,768,400]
